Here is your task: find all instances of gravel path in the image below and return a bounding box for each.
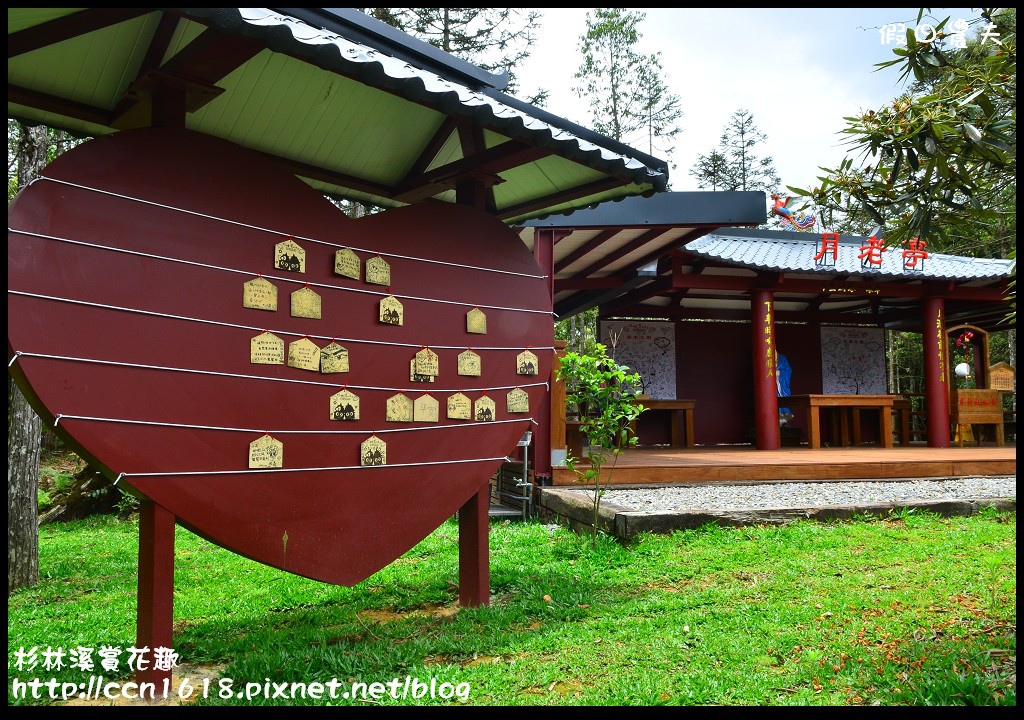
[563,476,1017,513]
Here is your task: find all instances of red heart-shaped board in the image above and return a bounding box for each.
[8,127,551,585]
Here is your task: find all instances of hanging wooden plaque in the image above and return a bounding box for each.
[334,248,361,280]
[329,388,360,421]
[457,349,481,376]
[274,239,305,273]
[250,331,285,365]
[474,395,496,422]
[287,337,321,371]
[242,276,278,311]
[410,360,435,383]
[360,436,387,466]
[386,393,413,422]
[447,392,472,420]
[413,394,439,422]
[365,256,391,286]
[466,307,487,334]
[507,387,530,413]
[414,347,439,377]
[249,434,284,468]
[516,350,539,376]
[290,286,322,319]
[379,295,403,325]
[320,342,350,373]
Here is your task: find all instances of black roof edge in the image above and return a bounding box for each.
[516,191,766,229]
[272,9,670,182]
[271,8,510,91]
[479,86,671,177]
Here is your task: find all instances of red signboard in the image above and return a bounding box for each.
[8,128,551,585]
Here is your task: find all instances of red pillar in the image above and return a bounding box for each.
[922,296,951,447]
[453,182,491,608]
[532,228,558,481]
[458,481,490,606]
[751,289,780,450]
[136,500,175,689]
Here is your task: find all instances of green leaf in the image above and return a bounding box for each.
[906,148,919,172]
[864,203,886,225]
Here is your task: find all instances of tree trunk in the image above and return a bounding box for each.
[8,378,42,594]
[8,122,50,594]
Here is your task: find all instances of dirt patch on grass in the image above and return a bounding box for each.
[358,602,460,624]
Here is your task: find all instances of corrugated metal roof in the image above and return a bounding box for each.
[690,228,1015,282]
[7,8,669,224]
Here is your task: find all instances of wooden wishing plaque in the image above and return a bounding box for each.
[457,349,481,376]
[516,350,539,376]
[334,248,361,280]
[287,337,321,371]
[474,394,496,422]
[243,276,278,311]
[506,387,530,413]
[249,434,283,469]
[414,347,439,377]
[413,394,439,422]
[360,436,387,466]
[410,360,434,383]
[250,331,285,365]
[365,256,391,286]
[386,393,413,422]
[320,342,350,374]
[274,239,305,273]
[330,388,360,421]
[379,295,403,325]
[290,286,322,319]
[447,392,472,420]
[466,307,487,334]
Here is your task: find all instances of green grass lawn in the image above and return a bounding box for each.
[7,508,1016,706]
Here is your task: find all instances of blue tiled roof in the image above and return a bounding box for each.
[689,229,1015,281]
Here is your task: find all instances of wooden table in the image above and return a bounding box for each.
[893,397,911,446]
[632,399,696,448]
[780,394,896,449]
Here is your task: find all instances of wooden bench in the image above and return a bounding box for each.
[631,399,696,448]
[567,399,697,454]
[781,394,895,449]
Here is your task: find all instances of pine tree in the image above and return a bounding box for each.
[360,8,543,100]
[716,109,781,194]
[689,149,731,191]
[573,8,683,161]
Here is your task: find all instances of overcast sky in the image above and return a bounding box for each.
[514,8,984,193]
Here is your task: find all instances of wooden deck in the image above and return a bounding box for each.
[550,442,1016,486]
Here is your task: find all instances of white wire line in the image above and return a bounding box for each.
[7,290,556,353]
[8,227,553,316]
[10,351,550,394]
[52,412,538,435]
[119,455,514,479]
[33,175,550,280]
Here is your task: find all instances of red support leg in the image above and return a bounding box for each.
[136,500,175,691]
[458,481,490,607]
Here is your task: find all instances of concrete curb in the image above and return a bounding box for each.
[537,487,1017,541]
